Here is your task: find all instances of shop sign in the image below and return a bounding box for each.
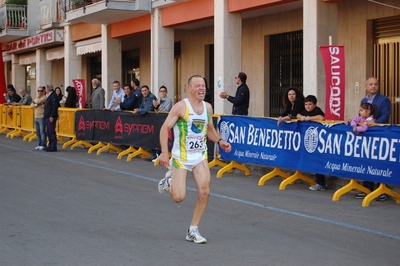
[5,29,64,53]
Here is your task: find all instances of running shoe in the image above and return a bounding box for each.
[309,184,325,191]
[158,169,172,193]
[186,228,207,244]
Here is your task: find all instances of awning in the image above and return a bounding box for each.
[75,37,102,55]
[19,53,36,65]
[46,46,64,61]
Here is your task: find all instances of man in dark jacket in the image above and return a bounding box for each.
[219,72,250,115]
[44,84,59,152]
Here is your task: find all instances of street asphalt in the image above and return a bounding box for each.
[1,134,399,266]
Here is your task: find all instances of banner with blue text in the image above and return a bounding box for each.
[218,116,400,186]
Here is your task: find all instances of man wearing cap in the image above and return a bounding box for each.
[44,84,59,152]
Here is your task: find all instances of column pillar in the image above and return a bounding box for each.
[102,24,121,105]
[303,0,338,111]
[36,49,51,87]
[151,8,174,97]
[214,0,242,115]
[64,25,82,87]
[11,54,25,90]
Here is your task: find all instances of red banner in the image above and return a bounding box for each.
[319,46,345,120]
[72,79,86,108]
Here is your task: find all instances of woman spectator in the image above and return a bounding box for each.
[55,87,65,107]
[277,87,304,126]
[3,84,21,103]
[64,86,79,108]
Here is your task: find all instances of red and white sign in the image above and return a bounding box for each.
[319,46,345,120]
[72,79,86,109]
[5,29,64,53]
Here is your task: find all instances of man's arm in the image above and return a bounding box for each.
[227,85,249,105]
[205,103,231,152]
[375,96,391,123]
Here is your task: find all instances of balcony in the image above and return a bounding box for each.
[0,4,28,43]
[64,0,151,25]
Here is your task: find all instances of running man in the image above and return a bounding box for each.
[158,75,231,244]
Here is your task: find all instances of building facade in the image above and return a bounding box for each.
[1,0,400,122]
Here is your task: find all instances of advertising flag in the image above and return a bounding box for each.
[72,79,86,108]
[319,46,345,120]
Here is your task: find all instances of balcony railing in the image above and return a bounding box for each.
[0,4,27,30]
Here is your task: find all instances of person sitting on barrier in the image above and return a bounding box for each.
[133,85,157,115]
[349,103,376,134]
[131,78,142,109]
[90,79,105,110]
[3,84,21,104]
[153,85,173,113]
[277,87,304,126]
[116,84,139,111]
[30,86,47,150]
[104,80,124,111]
[297,95,327,191]
[55,87,65,107]
[65,86,79,108]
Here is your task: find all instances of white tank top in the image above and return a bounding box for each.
[172,98,210,163]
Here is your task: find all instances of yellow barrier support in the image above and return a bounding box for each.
[126,147,151,161]
[332,179,370,202]
[279,170,316,190]
[117,146,138,159]
[96,142,122,155]
[258,167,290,186]
[88,141,106,154]
[216,160,250,178]
[208,153,232,172]
[362,184,400,207]
[57,108,92,150]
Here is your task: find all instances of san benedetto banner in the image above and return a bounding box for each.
[320,45,345,121]
[218,116,400,186]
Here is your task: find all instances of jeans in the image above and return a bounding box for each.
[35,117,46,147]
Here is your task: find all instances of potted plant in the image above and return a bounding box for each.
[6,0,27,4]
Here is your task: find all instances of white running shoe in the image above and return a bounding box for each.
[186,228,207,244]
[309,184,326,191]
[38,146,45,151]
[158,169,172,193]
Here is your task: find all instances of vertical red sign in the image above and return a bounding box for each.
[319,46,345,120]
[72,79,86,108]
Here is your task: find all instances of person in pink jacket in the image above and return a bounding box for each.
[350,103,376,133]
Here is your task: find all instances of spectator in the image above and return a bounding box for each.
[133,85,157,114]
[12,88,32,106]
[116,84,138,111]
[297,95,326,191]
[7,88,32,119]
[349,103,376,133]
[3,84,21,104]
[277,87,304,126]
[157,75,231,244]
[90,79,105,110]
[55,87,65,107]
[219,72,250,115]
[153,85,173,112]
[355,77,391,201]
[64,86,79,108]
[30,86,47,150]
[105,80,124,111]
[131,78,142,108]
[44,84,59,152]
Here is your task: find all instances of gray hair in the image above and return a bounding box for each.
[92,78,101,86]
[46,84,54,91]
